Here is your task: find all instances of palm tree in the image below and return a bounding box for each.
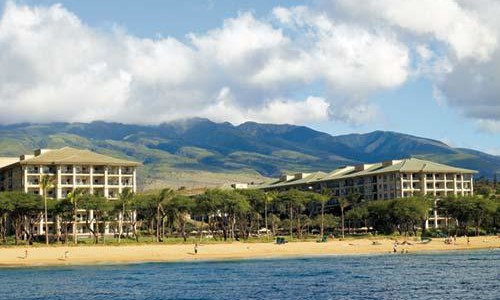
[264,191,277,238]
[169,195,194,242]
[156,188,175,242]
[67,188,83,245]
[338,197,350,239]
[40,175,55,245]
[117,187,134,244]
[317,190,330,239]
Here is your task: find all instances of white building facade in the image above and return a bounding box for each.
[0,147,139,237]
[259,158,476,228]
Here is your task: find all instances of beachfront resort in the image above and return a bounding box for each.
[0,148,486,238]
[256,158,477,228]
[0,147,139,236]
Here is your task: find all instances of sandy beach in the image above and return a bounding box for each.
[0,236,498,268]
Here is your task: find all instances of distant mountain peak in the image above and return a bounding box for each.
[0,119,497,178]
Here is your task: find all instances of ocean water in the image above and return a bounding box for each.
[0,250,498,300]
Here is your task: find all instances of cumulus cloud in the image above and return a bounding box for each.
[0,0,498,131]
[325,0,500,132]
[270,6,409,123]
[0,1,412,126]
[332,0,497,61]
[201,87,330,124]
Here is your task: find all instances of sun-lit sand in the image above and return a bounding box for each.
[0,236,498,267]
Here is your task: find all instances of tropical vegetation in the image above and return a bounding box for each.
[0,186,497,246]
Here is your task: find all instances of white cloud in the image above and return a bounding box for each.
[1,0,498,132]
[477,119,500,134]
[326,0,500,133]
[271,6,410,94]
[189,12,288,69]
[272,6,409,123]
[332,0,498,61]
[0,2,412,126]
[201,87,330,125]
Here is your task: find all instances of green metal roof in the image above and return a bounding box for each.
[257,158,476,189]
[16,147,140,167]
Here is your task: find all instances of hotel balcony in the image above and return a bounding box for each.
[121,179,133,186]
[41,167,56,174]
[122,168,134,175]
[92,178,105,186]
[74,166,90,174]
[60,165,73,174]
[93,166,105,174]
[27,167,40,174]
[108,179,120,186]
[26,181,40,188]
[108,167,119,175]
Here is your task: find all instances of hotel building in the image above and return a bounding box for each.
[0,147,140,236]
[258,158,477,228]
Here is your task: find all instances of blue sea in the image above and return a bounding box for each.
[0,250,498,300]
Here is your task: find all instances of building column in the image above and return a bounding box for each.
[118,167,123,194]
[470,177,474,196]
[443,174,447,197]
[399,174,404,198]
[90,165,94,194]
[23,167,28,193]
[461,174,465,196]
[56,166,62,199]
[432,173,436,196]
[422,173,427,196]
[104,167,109,198]
[410,173,413,197]
[132,168,137,193]
[38,164,43,195]
[453,174,457,196]
[72,165,77,192]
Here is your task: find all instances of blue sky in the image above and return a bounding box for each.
[0,0,499,154]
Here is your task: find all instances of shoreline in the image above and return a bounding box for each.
[0,236,498,268]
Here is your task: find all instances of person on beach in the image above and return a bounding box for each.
[24,249,28,259]
[194,243,198,255]
[393,242,398,253]
[467,236,470,245]
[64,251,69,260]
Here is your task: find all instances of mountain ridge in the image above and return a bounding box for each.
[0,119,498,188]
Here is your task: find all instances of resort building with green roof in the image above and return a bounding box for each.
[0,147,139,236]
[258,158,477,228]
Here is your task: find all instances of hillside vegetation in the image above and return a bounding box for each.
[0,118,498,189]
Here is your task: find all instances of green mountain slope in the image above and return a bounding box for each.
[0,119,498,189]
